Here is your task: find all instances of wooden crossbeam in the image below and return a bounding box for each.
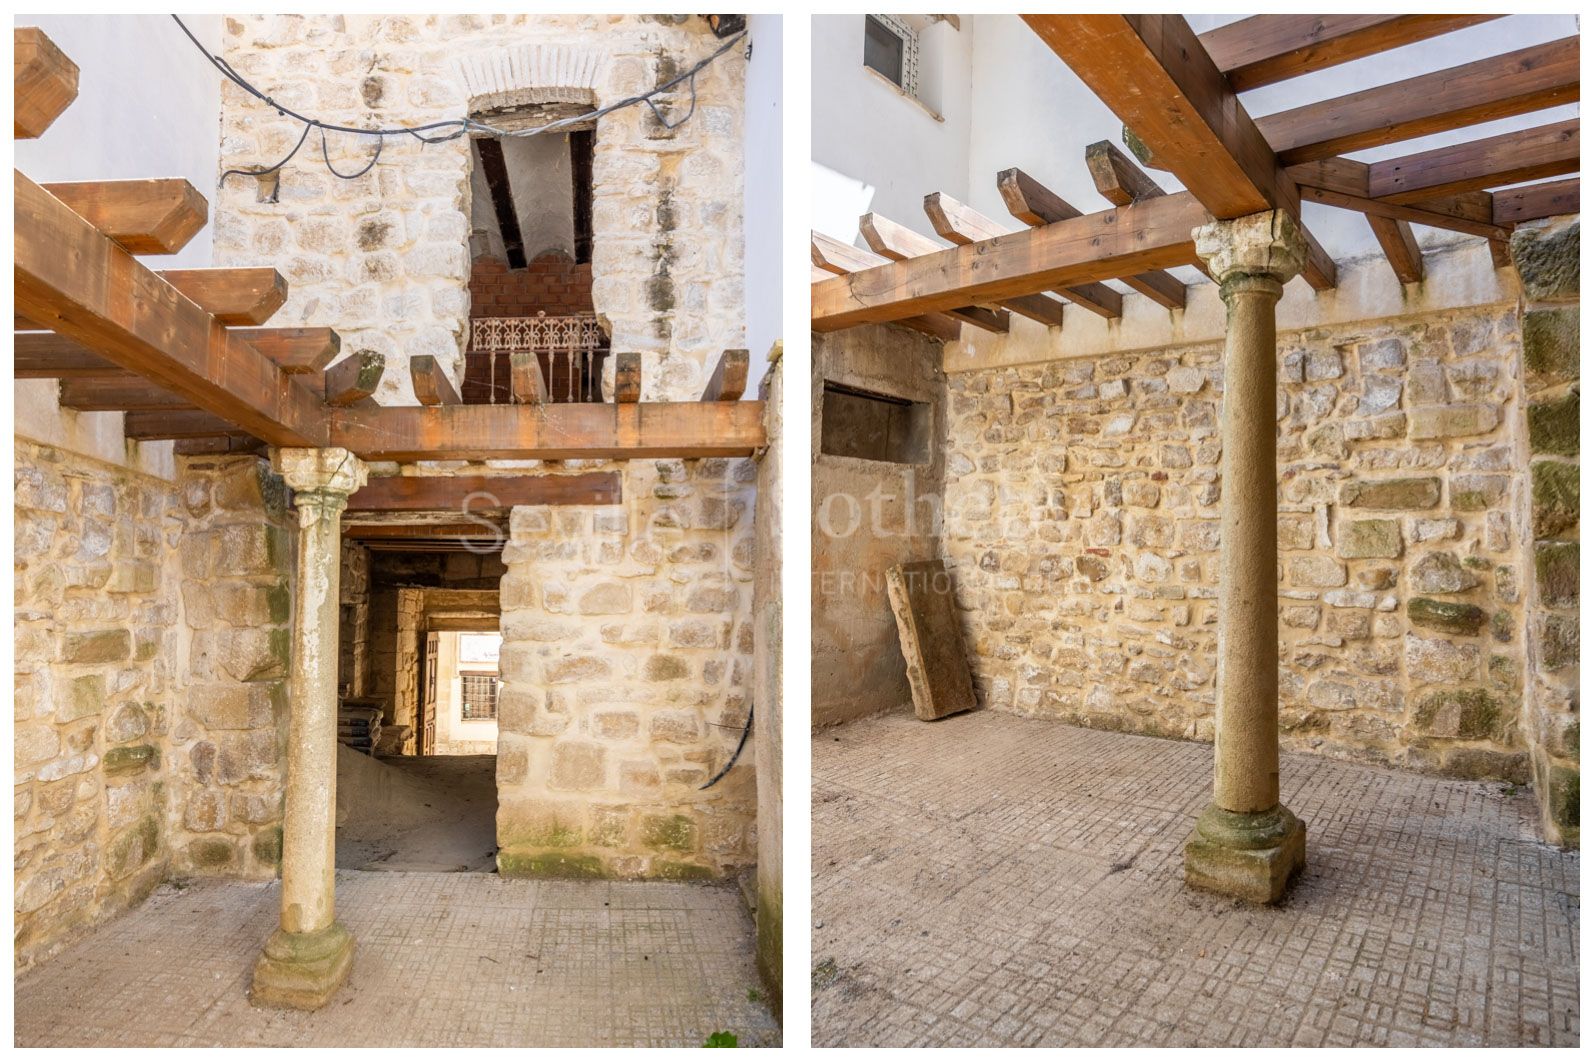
[59,379,194,412]
[701,349,750,402]
[509,351,548,404]
[925,192,1119,319]
[16,172,327,446]
[1258,38,1580,166]
[173,434,267,456]
[15,327,340,379]
[124,411,243,440]
[328,401,767,462]
[997,168,1186,310]
[1198,15,1504,92]
[1026,16,1341,292]
[233,327,341,374]
[15,27,79,139]
[156,268,287,325]
[42,179,208,255]
[814,230,1004,334]
[409,355,461,406]
[1493,179,1580,226]
[813,192,1212,332]
[345,522,506,541]
[866,209,1064,326]
[613,352,642,403]
[1084,141,1168,207]
[1293,157,1512,240]
[346,471,622,513]
[1369,119,1580,204]
[324,350,385,407]
[1367,216,1425,285]
[474,138,526,270]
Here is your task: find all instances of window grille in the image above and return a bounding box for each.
[460,671,500,721]
[864,15,919,96]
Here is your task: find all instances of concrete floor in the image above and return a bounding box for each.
[15,871,779,1047]
[813,709,1579,1048]
[336,752,499,872]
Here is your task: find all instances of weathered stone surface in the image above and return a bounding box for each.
[1510,216,1579,302]
[1405,634,1479,683]
[1408,598,1486,636]
[1337,519,1402,560]
[1412,688,1505,741]
[1339,477,1441,510]
[1408,405,1498,440]
[1527,392,1579,457]
[1531,460,1579,538]
[1523,306,1579,384]
[60,629,130,664]
[1535,541,1578,608]
[1411,552,1481,594]
[886,559,978,721]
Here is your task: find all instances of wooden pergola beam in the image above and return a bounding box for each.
[925,192,1115,319]
[42,179,208,255]
[474,137,526,270]
[1367,216,1425,285]
[409,354,461,406]
[124,410,244,440]
[232,327,342,374]
[1198,15,1504,92]
[15,327,341,379]
[15,172,328,446]
[1493,178,1580,226]
[1257,37,1581,166]
[1084,141,1169,207]
[157,268,288,325]
[813,191,1213,332]
[815,230,1006,335]
[58,378,195,412]
[509,351,548,404]
[1368,119,1580,204]
[328,401,767,462]
[997,167,1187,310]
[701,348,750,402]
[15,27,79,139]
[1292,157,1512,240]
[324,350,385,407]
[346,471,621,513]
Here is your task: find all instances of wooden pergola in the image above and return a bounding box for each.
[15,26,765,521]
[812,14,1579,333]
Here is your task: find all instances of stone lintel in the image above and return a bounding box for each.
[270,447,368,498]
[1194,209,1308,288]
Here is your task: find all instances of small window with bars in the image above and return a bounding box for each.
[460,672,499,721]
[863,15,919,96]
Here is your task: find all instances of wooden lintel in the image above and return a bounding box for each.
[1367,216,1425,285]
[15,27,79,139]
[346,471,622,513]
[701,348,750,402]
[1257,37,1581,166]
[1492,179,1579,226]
[813,192,1212,331]
[1198,15,1503,92]
[42,178,208,255]
[613,352,642,403]
[410,354,461,406]
[328,401,767,462]
[173,434,267,457]
[324,350,385,407]
[157,268,288,325]
[15,172,327,446]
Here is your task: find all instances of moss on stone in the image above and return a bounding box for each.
[1509,218,1579,302]
[1527,392,1579,457]
[1532,459,1579,538]
[497,850,607,879]
[266,582,292,625]
[103,744,158,774]
[1413,688,1506,742]
[642,813,697,852]
[1547,766,1579,845]
[188,838,235,869]
[651,859,714,881]
[1534,541,1578,607]
[755,884,783,1019]
[1408,598,1485,636]
[1523,306,1579,383]
[108,815,160,878]
[1540,613,1579,671]
[252,826,283,868]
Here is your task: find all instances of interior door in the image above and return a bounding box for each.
[421,630,439,756]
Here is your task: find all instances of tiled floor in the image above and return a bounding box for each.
[813,709,1579,1048]
[15,871,780,1047]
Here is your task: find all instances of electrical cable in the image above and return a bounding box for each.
[699,702,754,791]
[172,15,745,184]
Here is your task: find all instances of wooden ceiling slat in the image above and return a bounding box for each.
[58,378,195,412]
[1198,15,1504,92]
[1259,37,1580,166]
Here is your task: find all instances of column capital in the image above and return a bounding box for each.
[271,447,368,498]
[1193,209,1307,288]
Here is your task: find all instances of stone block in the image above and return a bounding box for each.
[60,629,131,664]
[1449,474,1508,511]
[103,744,157,775]
[58,673,106,723]
[577,582,632,615]
[189,683,281,730]
[1337,519,1401,560]
[1340,477,1441,510]
[1540,613,1579,671]
[641,812,698,853]
[1413,687,1505,741]
[1411,552,1480,594]
[886,559,978,721]
[1528,392,1578,457]
[643,654,689,681]
[546,654,610,684]
[1405,634,1479,684]
[1184,806,1306,905]
[1535,541,1578,607]
[549,740,607,790]
[1509,216,1579,302]
[1523,306,1579,384]
[650,709,702,744]
[1531,460,1579,538]
[1408,598,1486,636]
[1407,405,1498,440]
[1287,555,1347,588]
[1546,765,1579,845]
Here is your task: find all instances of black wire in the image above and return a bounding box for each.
[172,15,745,184]
[699,702,755,791]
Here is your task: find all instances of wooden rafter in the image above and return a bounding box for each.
[997,168,1187,310]
[346,471,621,512]
[409,355,461,406]
[58,379,195,412]
[815,230,1003,335]
[700,349,750,402]
[474,137,526,270]
[1257,37,1580,166]
[509,351,548,404]
[156,268,288,325]
[41,179,208,255]
[328,401,766,462]
[1292,157,1512,240]
[15,171,328,446]
[1198,15,1504,92]
[324,350,385,407]
[1366,216,1425,285]
[1493,179,1579,226]
[15,27,79,139]
[15,327,342,379]
[813,192,1212,332]
[1367,119,1580,204]
[124,411,243,440]
[925,192,1117,319]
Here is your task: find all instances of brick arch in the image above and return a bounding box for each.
[451,44,606,115]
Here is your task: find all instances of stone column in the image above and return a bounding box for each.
[1184,210,1308,904]
[252,447,367,1009]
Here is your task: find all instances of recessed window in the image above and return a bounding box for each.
[820,381,932,465]
[460,671,499,721]
[863,15,918,96]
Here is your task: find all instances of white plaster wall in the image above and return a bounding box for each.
[14,13,223,479]
[743,13,782,394]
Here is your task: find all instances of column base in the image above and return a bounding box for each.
[1184,803,1306,904]
[250,921,354,1010]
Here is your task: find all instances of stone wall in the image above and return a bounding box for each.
[215,14,748,404]
[812,324,946,728]
[495,459,757,879]
[942,304,1538,781]
[1513,216,1580,846]
[167,456,296,879]
[338,541,371,697]
[752,350,784,1009]
[15,439,178,966]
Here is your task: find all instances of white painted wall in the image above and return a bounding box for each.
[433,631,500,755]
[815,13,1581,280]
[743,13,782,395]
[14,14,224,478]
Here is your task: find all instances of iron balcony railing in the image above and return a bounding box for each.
[464,312,609,404]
